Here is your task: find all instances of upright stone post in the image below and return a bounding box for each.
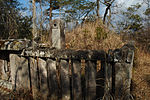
[85,60,96,100]
[51,19,65,49]
[72,60,82,100]
[9,54,30,90]
[113,44,135,100]
[104,50,113,100]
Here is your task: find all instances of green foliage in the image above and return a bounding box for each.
[34,0,96,24]
[63,0,96,21]
[144,8,150,16]
[18,16,32,39]
[127,4,141,12]
[118,3,143,33]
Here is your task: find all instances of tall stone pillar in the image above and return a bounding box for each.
[51,19,65,49]
[113,44,135,100]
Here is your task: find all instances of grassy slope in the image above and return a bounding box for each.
[66,20,125,51]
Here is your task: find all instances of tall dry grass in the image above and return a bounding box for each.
[66,19,125,51]
[132,47,150,100]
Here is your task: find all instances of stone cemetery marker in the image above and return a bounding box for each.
[113,44,134,100]
[51,19,65,49]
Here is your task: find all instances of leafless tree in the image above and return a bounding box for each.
[97,0,100,18]
[100,0,115,24]
[32,0,37,48]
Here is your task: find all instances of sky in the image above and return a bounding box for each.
[18,0,143,8]
[18,0,145,15]
[19,0,29,7]
[19,0,31,16]
[17,0,147,30]
[18,0,146,20]
[116,0,141,7]
[18,0,145,9]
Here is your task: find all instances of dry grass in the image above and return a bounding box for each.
[132,48,150,100]
[66,19,125,51]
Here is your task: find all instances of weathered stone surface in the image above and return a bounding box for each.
[0,60,8,80]
[0,41,135,100]
[51,19,65,49]
[9,54,30,90]
[85,61,96,100]
[37,58,48,96]
[105,63,112,92]
[23,49,107,61]
[72,60,82,100]
[46,59,58,99]
[113,45,135,100]
[0,39,31,51]
[104,50,113,97]
[29,57,38,92]
[29,57,49,99]
[60,60,70,100]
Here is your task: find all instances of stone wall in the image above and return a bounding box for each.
[9,50,104,100]
[0,43,135,99]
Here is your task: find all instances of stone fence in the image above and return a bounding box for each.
[0,39,135,100]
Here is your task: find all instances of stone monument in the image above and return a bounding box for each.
[51,19,65,49]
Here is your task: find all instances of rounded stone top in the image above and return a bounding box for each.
[51,19,65,29]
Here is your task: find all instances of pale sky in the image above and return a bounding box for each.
[116,0,143,7]
[19,0,144,9]
[115,0,146,16]
[18,0,146,19]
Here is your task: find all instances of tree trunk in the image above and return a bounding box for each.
[96,0,100,18]
[49,0,53,46]
[103,4,111,24]
[32,0,37,49]
[40,0,43,37]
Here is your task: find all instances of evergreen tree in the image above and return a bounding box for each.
[117,3,143,34]
[144,0,150,28]
[0,0,32,39]
[64,0,96,22]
